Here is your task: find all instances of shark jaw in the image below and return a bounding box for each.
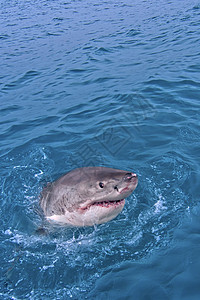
[79,198,125,210]
[47,199,126,227]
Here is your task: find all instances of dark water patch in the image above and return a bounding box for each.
[127,29,141,37]
[179,126,200,145]
[192,4,200,10]
[58,102,88,116]
[53,17,64,22]
[96,47,113,54]
[0,105,21,116]
[3,71,41,91]
[0,116,59,139]
[0,34,10,40]
[176,88,200,102]
[145,79,200,89]
[46,32,61,36]
[69,68,87,73]
[93,76,116,83]
[186,63,200,72]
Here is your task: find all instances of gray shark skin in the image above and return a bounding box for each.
[40,167,138,227]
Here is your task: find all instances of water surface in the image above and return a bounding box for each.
[0,0,200,299]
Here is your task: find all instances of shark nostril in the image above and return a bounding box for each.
[124,172,137,181]
[124,173,133,181]
[125,173,132,177]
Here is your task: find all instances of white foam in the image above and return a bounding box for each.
[154,196,167,214]
[4,229,12,235]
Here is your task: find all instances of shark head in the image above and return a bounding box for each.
[40,167,138,227]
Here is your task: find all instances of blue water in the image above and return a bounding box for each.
[0,0,200,299]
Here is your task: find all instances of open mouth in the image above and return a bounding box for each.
[80,199,125,210]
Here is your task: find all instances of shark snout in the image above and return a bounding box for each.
[113,172,138,195]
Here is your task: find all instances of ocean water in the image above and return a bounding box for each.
[0,0,200,299]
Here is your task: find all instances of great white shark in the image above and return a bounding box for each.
[40,167,138,227]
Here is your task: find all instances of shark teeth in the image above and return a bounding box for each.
[91,199,125,208]
[79,199,125,211]
[93,199,123,206]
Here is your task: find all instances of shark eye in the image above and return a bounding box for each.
[99,182,104,188]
